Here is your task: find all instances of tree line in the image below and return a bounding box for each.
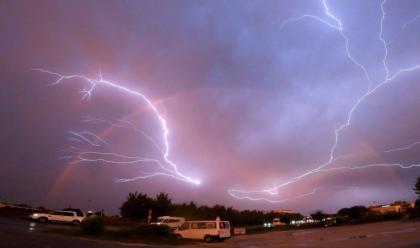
[119,191,303,225]
[120,176,420,226]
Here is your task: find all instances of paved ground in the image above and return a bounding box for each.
[1,217,419,247]
[0,217,163,248]
[198,220,420,248]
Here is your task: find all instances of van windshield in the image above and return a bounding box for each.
[179,222,189,230]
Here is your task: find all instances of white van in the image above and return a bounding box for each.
[151,216,185,229]
[174,220,231,242]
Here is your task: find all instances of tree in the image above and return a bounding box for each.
[414,176,420,217]
[311,210,327,222]
[120,191,154,221]
[154,192,172,217]
[338,206,368,219]
[278,213,304,224]
[337,208,350,217]
[414,176,420,199]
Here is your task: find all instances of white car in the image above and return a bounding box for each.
[29,210,85,224]
[151,216,185,229]
[174,220,231,242]
[273,218,286,226]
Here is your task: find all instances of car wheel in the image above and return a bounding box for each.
[204,235,212,243]
[72,220,80,225]
[175,234,182,240]
[38,217,48,223]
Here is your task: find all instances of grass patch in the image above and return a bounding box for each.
[44,225,194,246]
[81,216,105,234]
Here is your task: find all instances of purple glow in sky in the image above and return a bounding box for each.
[1,0,420,214]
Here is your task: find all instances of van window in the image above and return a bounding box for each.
[206,222,216,229]
[191,222,207,229]
[168,219,181,223]
[219,222,230,229]
[189,222,217,229]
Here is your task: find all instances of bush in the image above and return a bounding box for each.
[415,199,420,218]
[134,224,172,237]
[81,216,105,235]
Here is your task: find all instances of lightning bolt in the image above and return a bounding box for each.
[319,163,420,173]
[388,13,420,46]
[230,186,359,204]
[379,0,390,80]
[280,0,373,91]
[384,141,420,153]
[35,68,200,185]
[232,187,320,204]
[228,0,420,202]
[80,116,164,153]
[68,131,108,147]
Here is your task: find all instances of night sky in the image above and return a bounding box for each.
[1,0,420,215]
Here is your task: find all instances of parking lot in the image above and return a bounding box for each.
[1,216,419,248]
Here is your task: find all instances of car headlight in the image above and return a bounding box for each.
[264,222,272,227]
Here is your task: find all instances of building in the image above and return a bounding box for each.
[271,209,294,214]
[369,200,413,214]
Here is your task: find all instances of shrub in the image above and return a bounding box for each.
[81,216,105,235]
[134,224,172,237]
[415,199,420,218]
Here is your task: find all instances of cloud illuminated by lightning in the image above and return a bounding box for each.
[35,68,200,185]
[228,0,420,202]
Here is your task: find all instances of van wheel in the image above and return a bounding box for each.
[72,220,80,225]
[204,235,212,242]
[38,217,48,223]
[175,234,182,240]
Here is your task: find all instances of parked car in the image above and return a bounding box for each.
[174,220,231,242]
[29,210,85,224]
[273,218,286,226]
[151,216,185,229]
